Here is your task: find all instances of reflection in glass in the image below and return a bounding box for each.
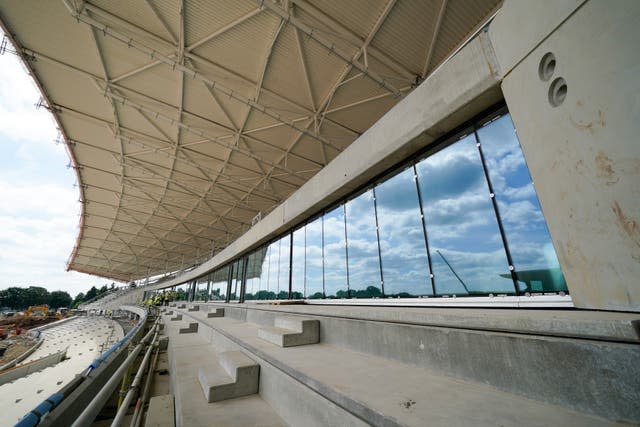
[229,258,244,300]
[210,265,229,301]
[323,206,348,298]
[477,114,567,292]
[195,276,209,301]
[254,243,272,300]
[417,134,513,295]
[345,190,382,298]
[375,167,432,297]
[264,240,280,299]
[277,234,291,299]
[245,248,266,300]
[305,217,324,298]
[175,284,187,301]
[291,228,305,299]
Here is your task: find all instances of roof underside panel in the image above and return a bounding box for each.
[0,0,501,281]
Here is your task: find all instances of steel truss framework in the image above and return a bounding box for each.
[0,0,501,281]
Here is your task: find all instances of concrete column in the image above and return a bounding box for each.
[490,0,640,311]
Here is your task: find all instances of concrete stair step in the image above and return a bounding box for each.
[179,322,198,334]
[164,324,286,427]
[198,351,259,403]
[258,317,319,347]
[188,305,199,312]
[170,314,182,321]
[207,308,225,318]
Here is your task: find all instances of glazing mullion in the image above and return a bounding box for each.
[321,214,326,298]
[288,232,293,299]
[413,164,436,295]
[342,204,351,298]
[473,127,520,294]
[240,256,248,303]
[225,264,233,303]
[303,226,307,298]
[371,187,386,297]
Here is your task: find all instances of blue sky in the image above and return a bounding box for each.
[0,32,111,297]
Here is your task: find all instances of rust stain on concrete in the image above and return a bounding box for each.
[612,201,640,249]
[595,151,619,185]
[570,110,606,135]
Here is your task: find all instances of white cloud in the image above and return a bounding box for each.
[0,36,109,296]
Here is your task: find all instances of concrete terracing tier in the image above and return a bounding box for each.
[161,303,639,426]
[0,316,124,424]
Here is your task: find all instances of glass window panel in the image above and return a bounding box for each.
[345,190,383,298]
[255,241,278,300]
[416,133,513,295]
[195,276,208,301]
[209,265,229,301]
[477,114,567,292]
[323,206,348,298]
[255,244,272,300]
[245,248,266,300]
[268,240,280,298]
[291,227,305,299]
[277,235,291,299]
[305,217,324,298]
[229,258,244,301]
[175,284,187,301]
[375,167,432,297]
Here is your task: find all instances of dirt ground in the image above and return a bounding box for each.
[0,335,38,365]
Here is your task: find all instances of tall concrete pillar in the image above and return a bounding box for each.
[490,0,640,311]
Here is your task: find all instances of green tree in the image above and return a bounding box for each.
[72,292,85,308]
[99,285,108,294]
[85,286,99,301]
[0,287,27,309]
[49,291,72,309]
[24,286,50,306]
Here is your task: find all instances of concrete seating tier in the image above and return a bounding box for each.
[258,316,319,347]
[163,314,286,427]
[198,351,259,403]
[162,303,639,426]
[170,314,182,321]
[188,305,199,312]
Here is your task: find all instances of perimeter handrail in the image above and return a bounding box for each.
[71,317,159,427]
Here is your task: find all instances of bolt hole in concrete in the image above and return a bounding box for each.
[538,52,556,81]
[548,77,567,107]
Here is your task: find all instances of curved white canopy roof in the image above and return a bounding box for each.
[0,0,500,281]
